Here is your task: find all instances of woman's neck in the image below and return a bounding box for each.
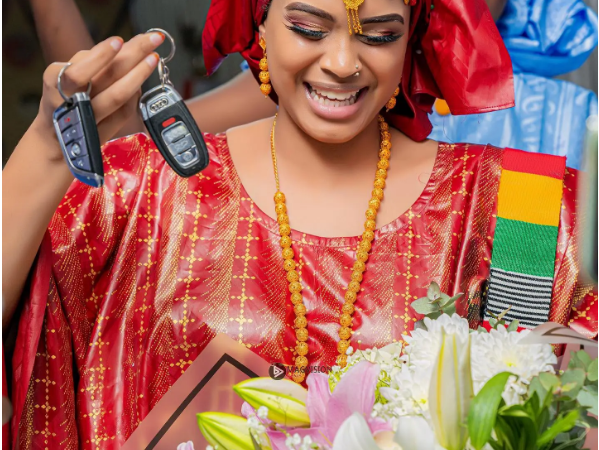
[272,109,382,184]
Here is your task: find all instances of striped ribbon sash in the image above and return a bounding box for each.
[484,149,566,328]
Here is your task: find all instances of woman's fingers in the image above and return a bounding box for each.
[96,91,141,143]
[91,32,165,95]
[91,52,159,123]
[59,37,124,97]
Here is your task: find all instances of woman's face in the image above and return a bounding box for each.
[260,0,411,143]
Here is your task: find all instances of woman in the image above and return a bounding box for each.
[3,0,596,448]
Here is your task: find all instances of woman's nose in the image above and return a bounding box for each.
[319,36,359,79]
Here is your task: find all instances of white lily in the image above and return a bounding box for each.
[394,415,436,450]
[332,413,402,450]
[197,412,254,450]
[233,377,310,427]
[428,329,473,450]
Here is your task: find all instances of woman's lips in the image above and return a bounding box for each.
[304,83,367,120]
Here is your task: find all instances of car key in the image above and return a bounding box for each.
[139,29,209,178]
[53,63,104,188]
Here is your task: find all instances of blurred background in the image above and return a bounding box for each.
[1,0,598,165]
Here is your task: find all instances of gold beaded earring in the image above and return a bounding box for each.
[259,37,272,97]
[386,86,400,112]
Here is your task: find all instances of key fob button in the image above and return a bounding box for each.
[176,147,198,165]
[63,124,83,144]
[58,108,81,131]
[168,135,194,155]
[72,156,91,171]
[162,123,189,144]
[67,139,88,159]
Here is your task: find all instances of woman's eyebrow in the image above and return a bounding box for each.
[285,2,335,21]
[361,13,405,25]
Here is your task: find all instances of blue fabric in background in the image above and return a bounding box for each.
[428,0,598,169]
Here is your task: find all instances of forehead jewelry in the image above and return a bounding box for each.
[343,0,364,34]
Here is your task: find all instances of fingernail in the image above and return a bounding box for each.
[149,33,164,45]
[145,53,158,67]
[111,38,123,51]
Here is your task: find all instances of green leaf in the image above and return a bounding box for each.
[577,410,598,428]
[496,306,512,322]
[411,297,440,315]
[529,376,550,407]
[561,369,587,398]
[468,372,513,450]
[477,326,489,333]
[506,320,520,332]
[427,281,442,300]
[537,410,580,447]
[428,310,442,320]
[442,302,457,316]
[489,317,498,328]
[587,359,598,382]
[569,351,592,371]
[539,372,560,392]
[551,429,588,450]
[577,386,598,415]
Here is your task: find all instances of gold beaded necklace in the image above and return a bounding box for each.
[271,114,391,384]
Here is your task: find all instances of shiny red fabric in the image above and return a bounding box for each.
[202,0,515,141]
[11,133,596,449]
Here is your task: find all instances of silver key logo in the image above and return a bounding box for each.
[149,97,169,113]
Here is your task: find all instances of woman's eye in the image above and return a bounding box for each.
[287,24,326,40]
[358,34,403,45]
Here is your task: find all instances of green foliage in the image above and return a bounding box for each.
[410,282,463,328]
[468,350,598,450]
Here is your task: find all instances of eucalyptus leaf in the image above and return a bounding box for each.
[551,428,588,450]
[561,369,586,398]
[568,351,592,371]
[577,411,598,428]
[537,410,580,447]
[577,386,598,416]
[477,326,489,333]
[587,359,597,382]
[427,281,441,300]
[489,317,498,328]
[428,310,443,320]
[411,297,440,315]
[443,302,457,316]
[468,372,512,450]
[506,320,520,332]
[539,372,560,393]
[529,376,549,407]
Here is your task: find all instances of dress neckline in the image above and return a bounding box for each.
[218,133,447,248]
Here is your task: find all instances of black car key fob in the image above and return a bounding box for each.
[139,84,209,177]
[53,92,104,188]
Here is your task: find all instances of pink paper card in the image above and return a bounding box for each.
[121,334,272,450]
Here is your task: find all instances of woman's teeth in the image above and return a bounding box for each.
[309,85,359,107]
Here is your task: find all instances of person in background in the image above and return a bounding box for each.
[428,0,599,169]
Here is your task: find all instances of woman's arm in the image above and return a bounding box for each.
[185,70,278,134]
[2,33,163,328]
[29,0,95,62]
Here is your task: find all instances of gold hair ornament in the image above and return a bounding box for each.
[343,0,364,34]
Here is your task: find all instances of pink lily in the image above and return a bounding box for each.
[266,361,391,449]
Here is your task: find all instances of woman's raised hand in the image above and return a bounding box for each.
[36,32,164,162]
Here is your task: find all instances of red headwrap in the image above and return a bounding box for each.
[202,0,514,141]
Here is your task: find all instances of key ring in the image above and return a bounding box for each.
[146,28,176,89]
[57,62,92,102]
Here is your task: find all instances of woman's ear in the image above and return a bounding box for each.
[259,23,266,40]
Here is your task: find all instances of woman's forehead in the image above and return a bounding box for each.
[274,0,410,19]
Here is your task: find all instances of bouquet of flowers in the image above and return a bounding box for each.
[195,284,598,450]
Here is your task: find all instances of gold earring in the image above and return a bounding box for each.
[259,38,271,97]
[386,87,400,112]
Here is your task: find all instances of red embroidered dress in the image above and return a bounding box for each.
[11,133,597,449]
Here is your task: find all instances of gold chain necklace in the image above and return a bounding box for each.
[270,114,391,384]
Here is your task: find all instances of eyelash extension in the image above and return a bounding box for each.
[286,24,325,39]
[359,34,403,45]
[286,24,402,45]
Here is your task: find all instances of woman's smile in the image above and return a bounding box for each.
[304,81,368,120]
